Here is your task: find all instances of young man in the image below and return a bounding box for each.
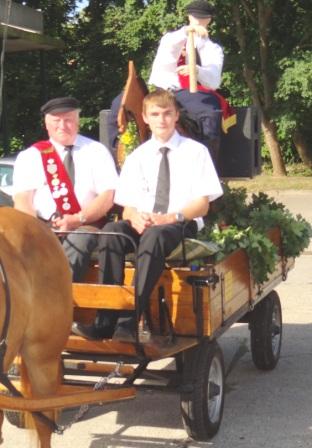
[73,89,223,342]
[13,97,118,281]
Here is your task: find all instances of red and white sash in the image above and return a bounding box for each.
[177,52,237,133]
[33,140,81,215]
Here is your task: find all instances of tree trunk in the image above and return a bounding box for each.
[261,116,287,176]
[293,130,312,167]
[232,2,287,177]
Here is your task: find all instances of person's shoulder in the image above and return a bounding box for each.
[160,25,186,41]
[130,140,150,156]
[178,134,206,151]
[122,140,150,166]
[205,37,223,51]
[76,134,110,153]
[17,144,41,158]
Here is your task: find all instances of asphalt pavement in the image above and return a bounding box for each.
[2,190,312,448]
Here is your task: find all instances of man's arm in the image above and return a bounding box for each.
[151,196,209,226]
[123,197,209,229]
[14,191,36,217]
[53,189,115,231]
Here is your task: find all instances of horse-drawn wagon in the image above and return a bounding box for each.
[0,206,299,445]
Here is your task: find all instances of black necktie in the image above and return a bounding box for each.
[63,145,75,185]
[153,147,170,213]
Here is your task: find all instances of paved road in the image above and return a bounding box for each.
[2,191,312,447]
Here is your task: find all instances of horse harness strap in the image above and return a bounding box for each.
[0,258,58,433]
[0,258,11,376]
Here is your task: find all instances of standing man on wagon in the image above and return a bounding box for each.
[73,89,223,342]
[13,96,118,282]
[149,0,235,166]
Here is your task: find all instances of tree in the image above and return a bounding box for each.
[276,52,312,166]
[2,0,76,150]
[215,0,312,175]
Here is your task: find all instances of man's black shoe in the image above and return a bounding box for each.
[71,322,112,340]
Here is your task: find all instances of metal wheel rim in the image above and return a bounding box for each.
[271,303,282,356]
[207,355,223,423]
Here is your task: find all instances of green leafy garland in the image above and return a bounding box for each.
[198,184,312,284]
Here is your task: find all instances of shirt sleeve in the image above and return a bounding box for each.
[13,148,46,194]
[114,153,144,207]
[190,144,223,202]
[196,40,224,89]
[148,27,188,89]
[90,144,118,194]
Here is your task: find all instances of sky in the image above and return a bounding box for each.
[76,0,89,10]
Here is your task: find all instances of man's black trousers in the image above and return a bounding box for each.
[98,219,197,315]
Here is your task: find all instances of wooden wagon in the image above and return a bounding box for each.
[0,225,294,441]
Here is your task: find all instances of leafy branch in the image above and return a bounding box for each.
[199,184,312,284]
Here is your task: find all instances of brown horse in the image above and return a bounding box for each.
[0,207,73,447]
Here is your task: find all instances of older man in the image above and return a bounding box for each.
[13,96,118,282]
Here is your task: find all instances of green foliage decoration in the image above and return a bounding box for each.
[199,184,312,285]
[119,120,140,156]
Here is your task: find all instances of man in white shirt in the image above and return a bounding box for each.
[107,1,227,168]
[13,97,118,284]
[74,89,223,342]
[149,1,223,91]
[149,0,224,166]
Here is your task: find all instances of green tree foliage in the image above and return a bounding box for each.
[214,0,312,171]
[102,0,185,83]
[2,0,76,150]
[276,51,312,165]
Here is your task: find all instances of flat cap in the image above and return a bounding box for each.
[40,97,80,115]
[185,1,215,18]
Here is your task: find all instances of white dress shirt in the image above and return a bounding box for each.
[115,131,223,229]
[148,26,224,90]
[13,135,118,220]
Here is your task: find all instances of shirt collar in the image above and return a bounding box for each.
[50,136,80,153]
[151,130,181,153]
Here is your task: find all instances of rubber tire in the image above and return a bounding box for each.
[249,290,282,370]
[180,339,225,440]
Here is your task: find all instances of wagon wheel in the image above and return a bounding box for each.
[180,339,225,440]
[249,290,282,370]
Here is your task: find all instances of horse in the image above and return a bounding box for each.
[0,207,73,447]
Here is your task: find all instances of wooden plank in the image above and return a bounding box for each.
[0,386,136,412]
[65,335,199,360]
[63,360,134,376]
[66,336,138,356]
[72,283,135,310]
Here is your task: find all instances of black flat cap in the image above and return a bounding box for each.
[185,1,215,18]
[40,97,80,115]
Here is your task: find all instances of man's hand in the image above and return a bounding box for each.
[177,64,198,76]
[129,211,153,234]
[52,213,80,231]
[150,213,176,226]
[186,24,208,38]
